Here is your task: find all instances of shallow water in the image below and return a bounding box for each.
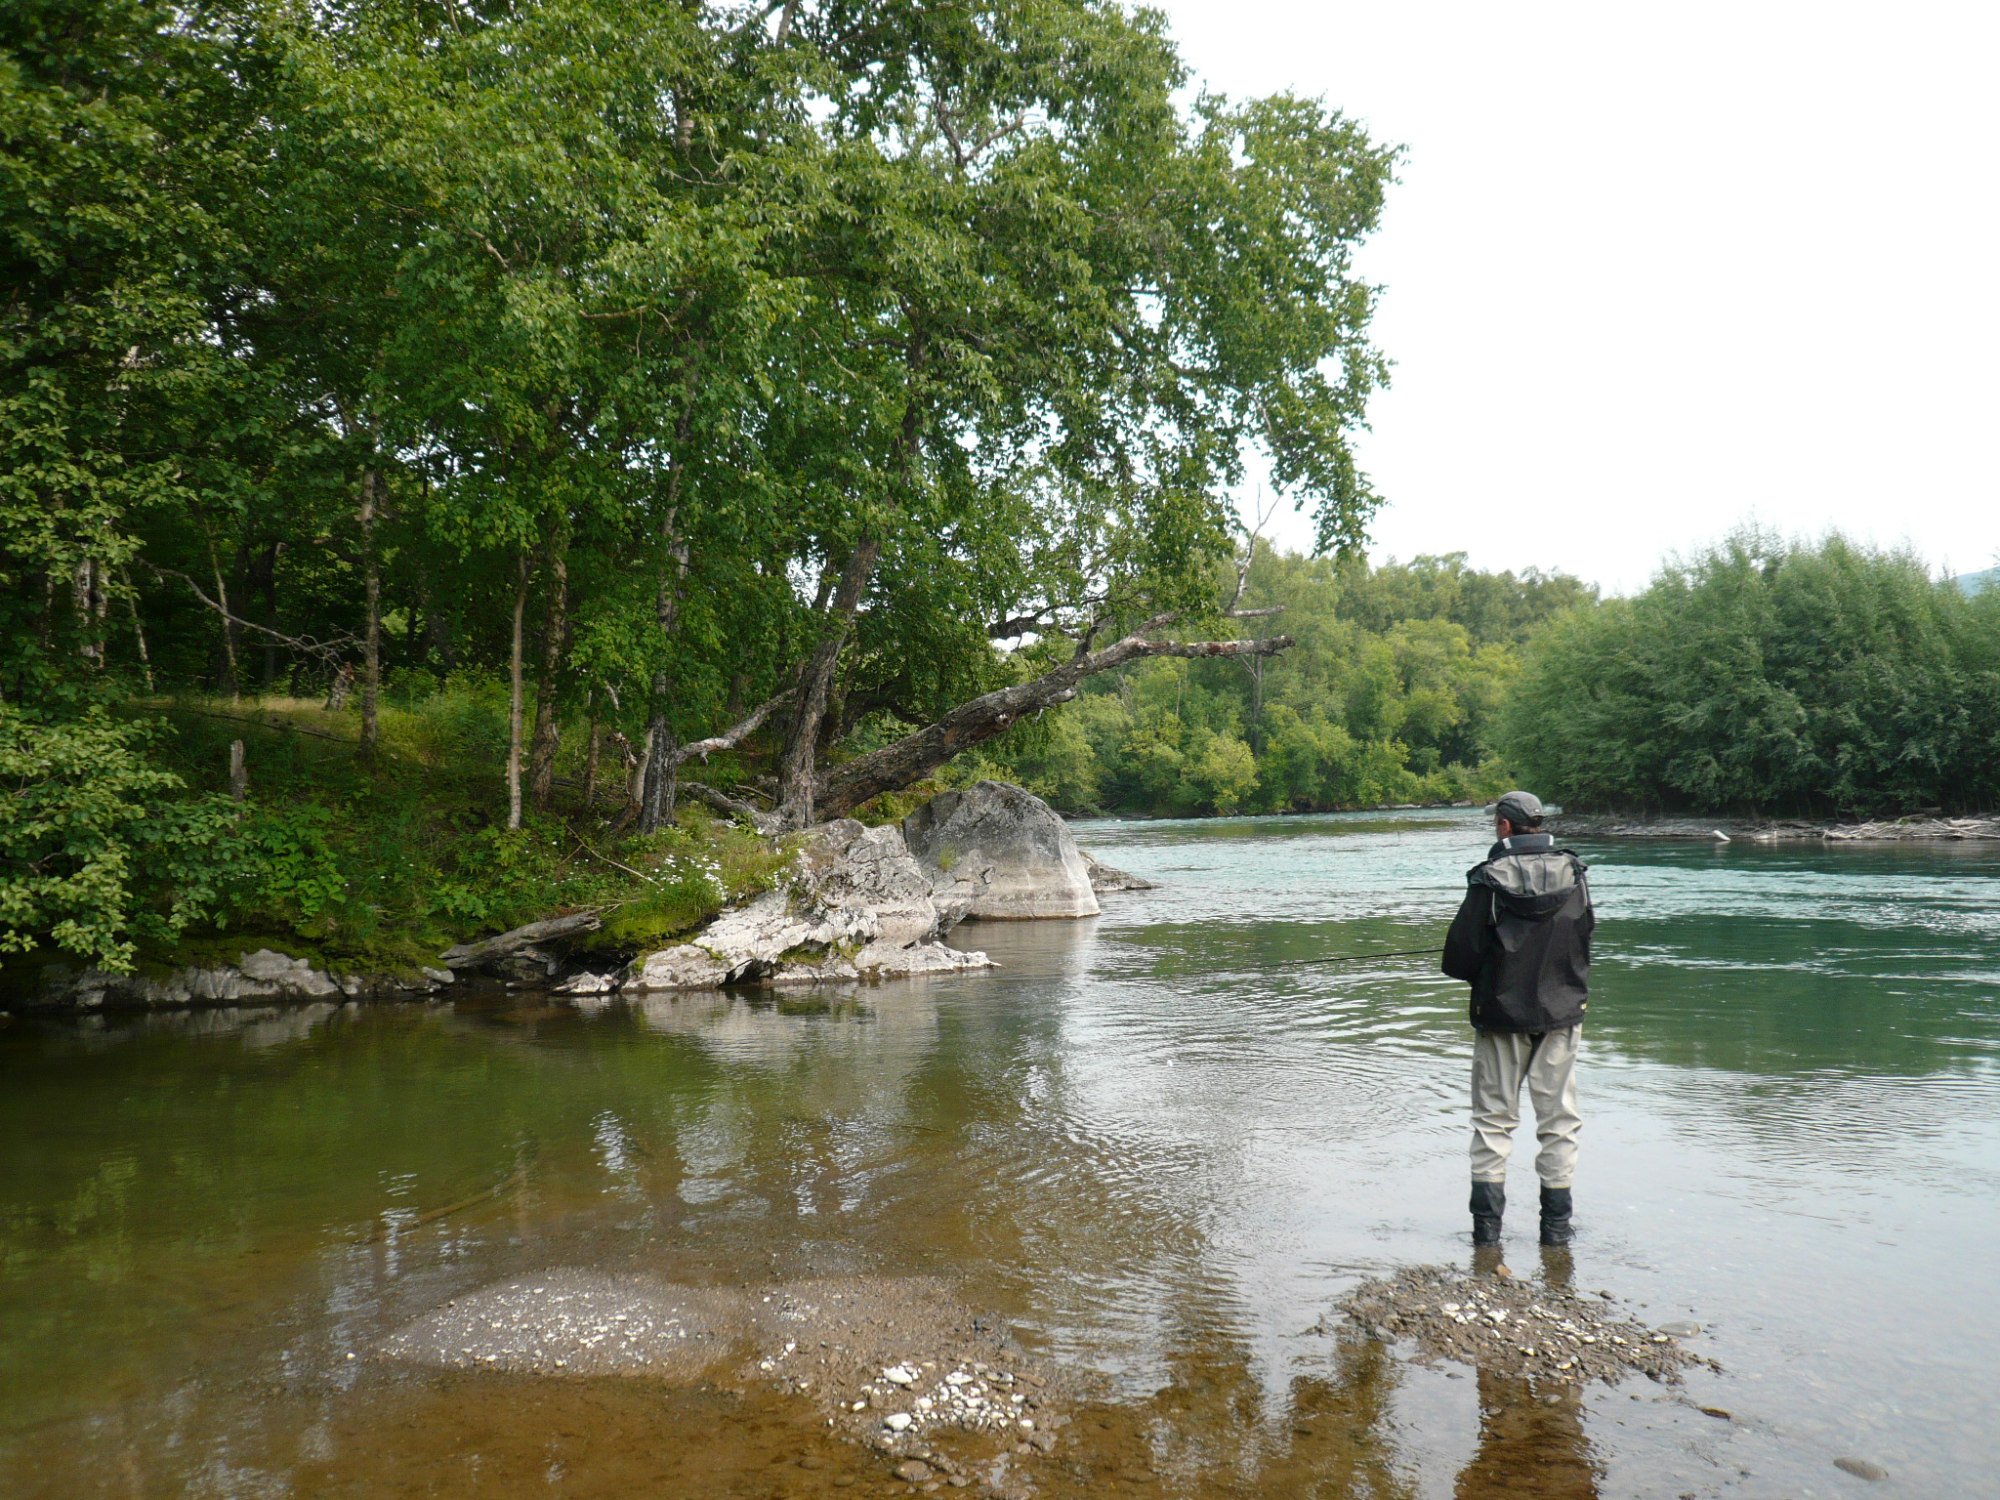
[4,809,1998,1497]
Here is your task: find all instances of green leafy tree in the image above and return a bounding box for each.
[0,0,1427,961]
[0,0,283,699]
[1501,532,2000,814]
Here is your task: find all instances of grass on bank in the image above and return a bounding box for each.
[0,686,795,980]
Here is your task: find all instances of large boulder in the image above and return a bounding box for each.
[620,820,991,991]
[901,781,1099,920]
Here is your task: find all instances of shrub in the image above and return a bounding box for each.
[0,707,239,971]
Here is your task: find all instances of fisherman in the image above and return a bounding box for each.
[1442,790,1594,1246]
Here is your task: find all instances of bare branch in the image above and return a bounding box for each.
[668,685,796,767]
[566,826,658,885]
[1224,486,1283,615]
[142,564,356,662]
[988,609,1056,640]
[1123,636,1293,661]
[932,97,968,173]
[970,109,1032,158]
[1223,570,1250,618]
[1071,607,1178,662]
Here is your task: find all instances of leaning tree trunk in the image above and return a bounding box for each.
[358,469,382,757]
[773,340,924,827]
[808,627,1296,824]
[638,503,691,834]
[506,554,528,831]
[528,533,570,811]
[774,538,882,829]
[120,566,154,692]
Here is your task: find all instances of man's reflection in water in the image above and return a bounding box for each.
[1019,1251,1605,1499]
[1453,1247,1601,1500]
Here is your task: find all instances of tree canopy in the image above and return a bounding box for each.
[2,0,1400,966]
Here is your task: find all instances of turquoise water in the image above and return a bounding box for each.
[3,809,1996,1497]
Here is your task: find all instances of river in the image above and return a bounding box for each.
[3,809,1997,1497]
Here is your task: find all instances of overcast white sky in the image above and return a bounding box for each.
[1150,0,2000,595]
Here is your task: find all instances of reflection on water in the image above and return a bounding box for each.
[1445,1249,1601,1500]
[2,809,1997,1496]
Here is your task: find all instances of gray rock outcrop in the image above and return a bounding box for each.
[620,819,991,991]
[901,781,1099,920]
[1080,850,1156,893]
[26,948,446,1011]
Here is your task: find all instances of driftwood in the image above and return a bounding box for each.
[440,910,605,970]
[682,780,781,833]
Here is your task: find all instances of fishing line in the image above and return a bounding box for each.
[1283,946,1442,966]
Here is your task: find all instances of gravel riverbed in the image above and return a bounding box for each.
[1338,1263,1718,1386]
[378,1268,1080,1496]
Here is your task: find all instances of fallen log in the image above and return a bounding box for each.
[440,910,605,970]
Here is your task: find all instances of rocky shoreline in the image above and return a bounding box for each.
[10,781,1153,1017]
[15,947,461,1012]
[1552,812,2000,842]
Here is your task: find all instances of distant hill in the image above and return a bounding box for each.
[1953,567,1998,597]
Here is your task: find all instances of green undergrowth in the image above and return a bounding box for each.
[0,692,793,977]
[586,825,797,954]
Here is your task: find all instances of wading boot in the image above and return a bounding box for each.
[1470,1181,1505,1245]
[1539,1185,1574,1246]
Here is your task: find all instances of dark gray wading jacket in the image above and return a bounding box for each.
[1441,833,1594,1033]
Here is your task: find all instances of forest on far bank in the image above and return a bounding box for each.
[1500,533,2000,818]
[967,532,2000,823]
[962,549,1591,816]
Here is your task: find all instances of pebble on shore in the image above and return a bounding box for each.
[1337,1265,1719,1386]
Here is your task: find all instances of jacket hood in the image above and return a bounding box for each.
[1469,848,1588,920]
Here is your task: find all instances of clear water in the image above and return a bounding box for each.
[3,809,1997,1497]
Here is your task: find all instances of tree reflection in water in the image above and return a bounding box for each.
[1072,1326,1417,1500]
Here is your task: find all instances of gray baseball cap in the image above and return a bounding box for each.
[1494,789,1545,824]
